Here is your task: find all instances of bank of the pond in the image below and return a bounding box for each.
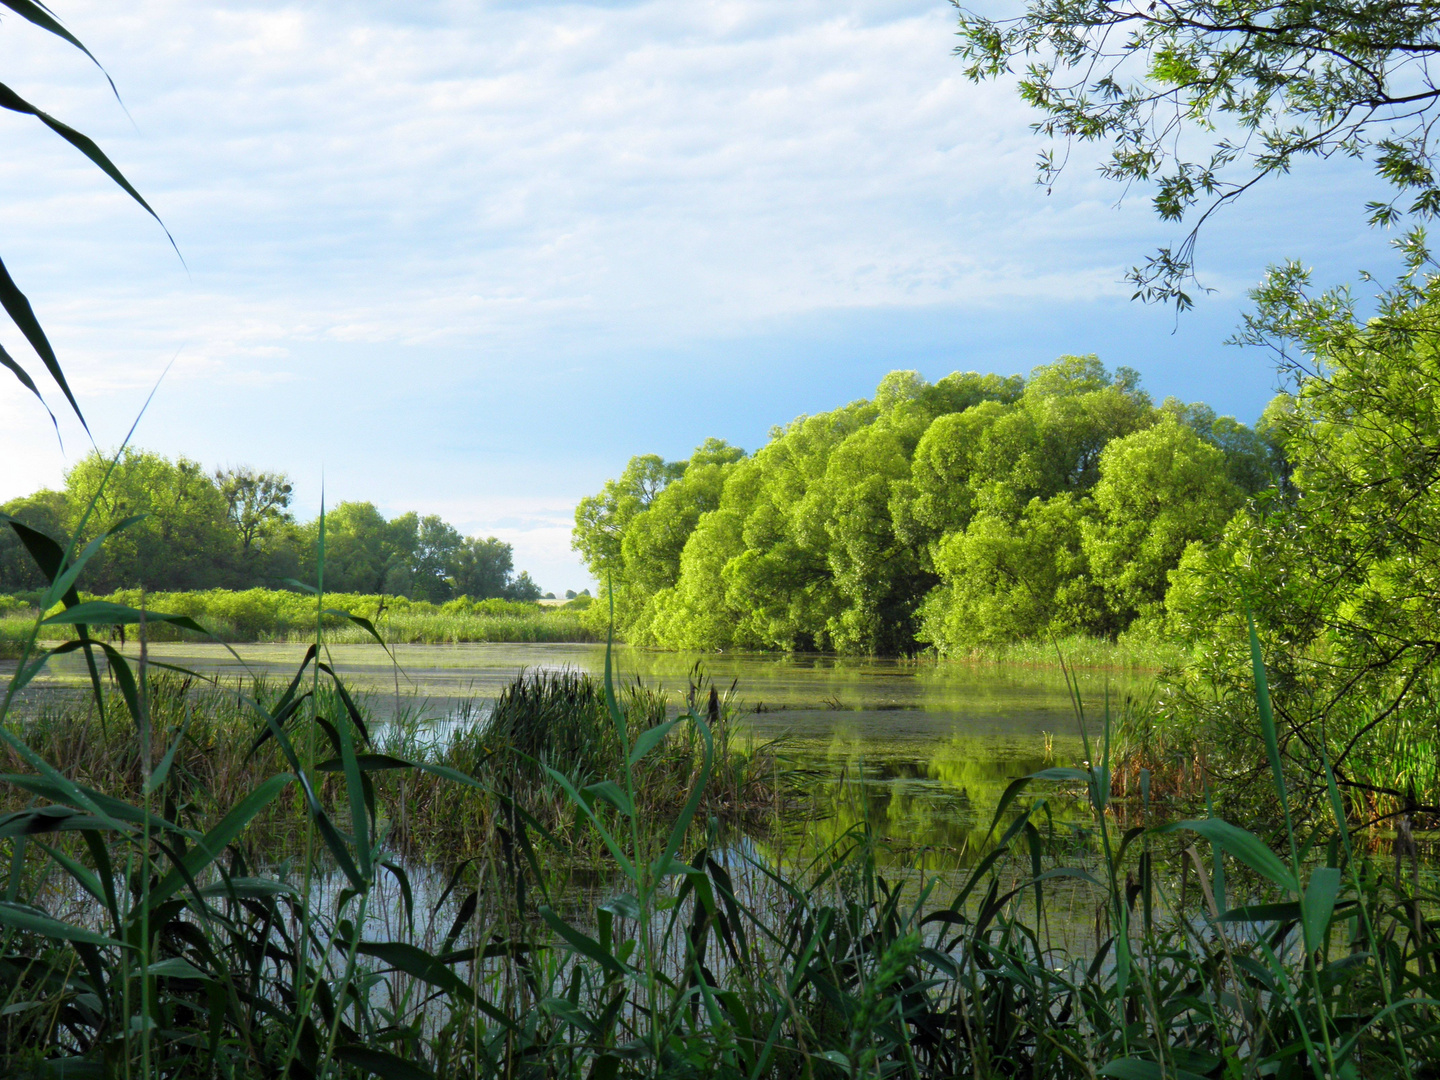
[4,634,1438,1077]
[3,591,1184,671]
[11,639,1170,864]
[0,586,599,649]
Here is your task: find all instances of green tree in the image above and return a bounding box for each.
[919,494,1094,651]
[1167,268,1440,810]
[954,0,1440,305]
[215,467,294,583]
[505,570,543,602]
[62,449,235,592]
[573,454,685,581]
[579,363,1262,654]
[1082,415,1243,630]
[0,489,68,592]
[620,440,744,595]
[451,536,515,600]
[411,515,465,602]
[302,502,417,594]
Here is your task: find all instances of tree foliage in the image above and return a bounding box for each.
[953,0,1440,306]
[575,362,1277,654]
[1166,266,1440,812]
[0,450,543,603]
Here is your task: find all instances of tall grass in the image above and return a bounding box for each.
[0,587,597,646]
[944,632,1186,670]
[2,511,1440,1077]
[0,667,789,865]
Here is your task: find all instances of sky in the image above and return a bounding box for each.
[0,0,1402,593]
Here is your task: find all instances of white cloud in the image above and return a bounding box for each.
[0,0,1396,586]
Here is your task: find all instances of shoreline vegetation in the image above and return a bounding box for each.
[1,588,1182,669]
[0,588,598,652]
[2,576,1437,1076]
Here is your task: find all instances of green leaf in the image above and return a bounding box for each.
[145,773,292,910]
[1219,902,1302,924]
[1302,866,1343,953]
[1099,1060,1207,1080]
[331,1045,436,1080]
[1157,818,1298,893]
[145,708,195,795]
[0,806,114,838]
[354,941,472,1000]
[1246,615,1287,804]
[540,905,628,976]
[337,690,373,881]
[0,2,111,86]
[0,900,120,946]
[655,713,712,879]
[36,1058,103,1079]
[0,255,83,427]
[628,717,680,766]
[0,82,166,225]
[583,780,634,819]
[542,765,635,878]
[145,957,210,980]
[0,342,59,433]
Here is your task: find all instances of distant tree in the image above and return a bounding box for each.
[1081,416,1243,629]
[215,467,294,578]
[581,364,1270,654]
[63,449,235,592]
[565,589,577,599]
[919,494,1093,649]
[505,571,542,602]
[303,502,417,594]
[0,489,68,592]
[411,515,465,602]
[620,440,744,594]
[573,454,687,579]
[451,536,514,599]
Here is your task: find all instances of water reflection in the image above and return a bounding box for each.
[760,727,1092,869]
[23,641,1144,866]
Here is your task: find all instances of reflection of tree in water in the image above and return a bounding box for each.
[766,734,1090,869]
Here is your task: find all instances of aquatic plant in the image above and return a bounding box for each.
[3,495,1440,1077]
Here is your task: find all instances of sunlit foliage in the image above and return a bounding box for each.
[575,359,1278,654]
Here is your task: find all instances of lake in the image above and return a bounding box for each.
[21,641,1155,864]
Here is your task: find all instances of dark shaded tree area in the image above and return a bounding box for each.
[0,450,541,602]
[574,359,1283,654]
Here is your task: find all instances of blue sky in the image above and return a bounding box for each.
[0,0,1402,592]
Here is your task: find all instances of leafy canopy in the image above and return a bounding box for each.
[576,363,1274,654]
[953,0,1440,306]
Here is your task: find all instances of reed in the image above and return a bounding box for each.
[2,507,1439,1078]
[1,588,597,646]
[946,632,1187,671]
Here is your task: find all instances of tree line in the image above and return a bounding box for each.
[573,356,1285,654]
[0,450,541,602]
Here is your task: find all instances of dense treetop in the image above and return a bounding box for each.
[0,451,541,603]
[574,357,1283,655]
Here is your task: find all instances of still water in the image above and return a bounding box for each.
[29,641,1152,861]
